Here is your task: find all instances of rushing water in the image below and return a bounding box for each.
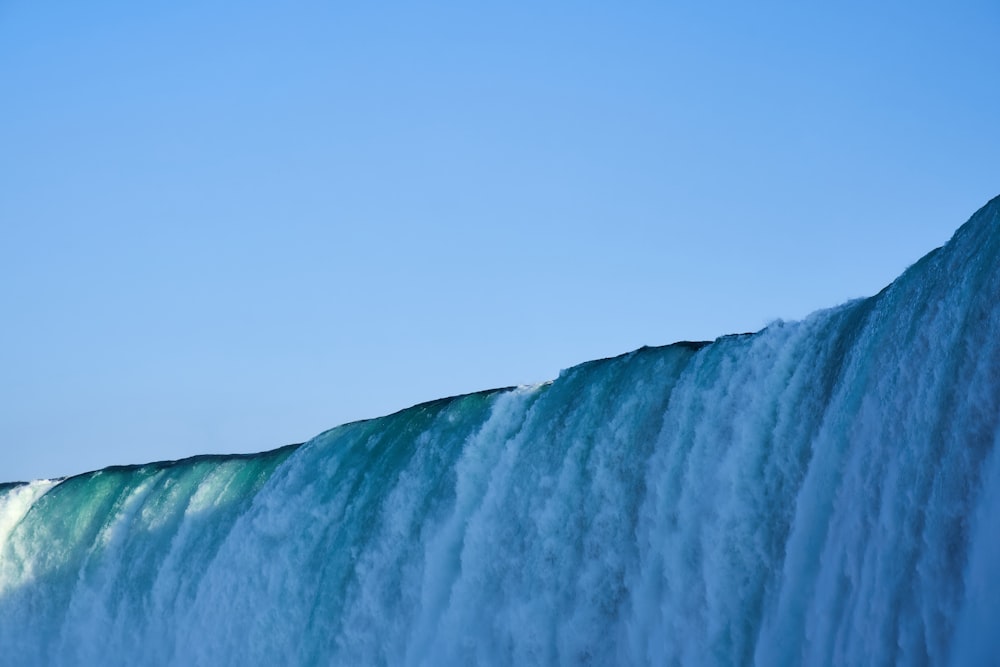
[2,197,999,666]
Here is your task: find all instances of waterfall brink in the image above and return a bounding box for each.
[3,198,999,666]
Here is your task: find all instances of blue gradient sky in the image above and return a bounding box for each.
[3,1,999,481]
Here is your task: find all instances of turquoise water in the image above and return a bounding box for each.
[2,198,999,666]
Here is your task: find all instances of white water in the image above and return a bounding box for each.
[1,197,998,666]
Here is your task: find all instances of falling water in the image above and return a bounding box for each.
[2,197,999,666]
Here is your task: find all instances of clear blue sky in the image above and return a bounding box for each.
[2,1,999,481]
